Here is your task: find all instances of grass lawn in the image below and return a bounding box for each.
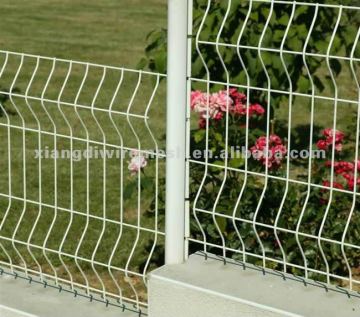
[0,0,167,67]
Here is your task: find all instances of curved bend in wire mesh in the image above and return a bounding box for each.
[188,0,360,293]
[0,50,166,312]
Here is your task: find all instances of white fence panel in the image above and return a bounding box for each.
[187,0,360,295]
[0,51,166,314]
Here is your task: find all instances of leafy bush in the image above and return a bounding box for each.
[186,87,360,280]
[139,0,359,102]
[142,85,360,283]
[140,0,360,284]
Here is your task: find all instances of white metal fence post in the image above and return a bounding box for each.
[165,0,188,264]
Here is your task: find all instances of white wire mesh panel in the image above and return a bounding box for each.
[187,0,360,294]
[0,50,166,313]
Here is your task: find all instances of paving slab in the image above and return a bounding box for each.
[0,273,139,317]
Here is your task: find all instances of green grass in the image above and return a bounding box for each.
[0,0,166,67]
[0,0,167,304]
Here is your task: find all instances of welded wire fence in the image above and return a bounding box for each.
[0,0,360,315]
[187,0,360,293]
[0,50,166,313]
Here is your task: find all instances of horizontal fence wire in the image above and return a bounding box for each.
[0,50,166,313]
[188,0,360,294]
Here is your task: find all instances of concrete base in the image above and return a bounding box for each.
[148,253,359,317]
[0,273,138,317]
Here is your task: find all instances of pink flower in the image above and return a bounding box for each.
[347,178,355,190]
[251,148,263,161]
[229,88,247,105]
[232,103,247,115]
[191,90,205,110]
[256,136,267,148]
[250,134,287,169]
[325,161,354,175]
[190,90,208,114]
[248,103,265,116]
[335,143,343,152]
[317,140,328,151]
[338,161,354,173]
[317,128,345,152]
[348,176,359,191]
[271,144,287,166]
[229,88,247,115]
[213,111,223,121]
[190,90,223,125]
[211,91,233,112]
[342,171,360,190]
[128,151,147,174]
[201,105,222,121]
[269,134,283,145]
[323,128,344,143]
[324,160,359,190]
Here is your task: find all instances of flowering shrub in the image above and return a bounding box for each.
[143,88,360,286]
[187,88,360,283]
[313,127,360,191]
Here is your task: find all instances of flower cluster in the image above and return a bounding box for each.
[316,128,345,152]
[250,134,287,169]
[128,150,147,175]
[317,129,360,190]
[191,89,265,128]
[324,160,360,190]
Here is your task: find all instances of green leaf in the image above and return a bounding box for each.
[297,75,310,92]
[288,37,303,51]
[294,6,308,19]
[331,36,342,53]
[278,14,289,26]
[123,182,137,200]
[273,29,285,42]
[212,160,225,167]
[216,217,227,234]
[194,129,206,143]
[214,132,223,142]
[261,7,270,19]
[154,51,167,74]
[229,157,245,168]
[250,11,258,21]
[314,40,329,53]
[142,177,153,189]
